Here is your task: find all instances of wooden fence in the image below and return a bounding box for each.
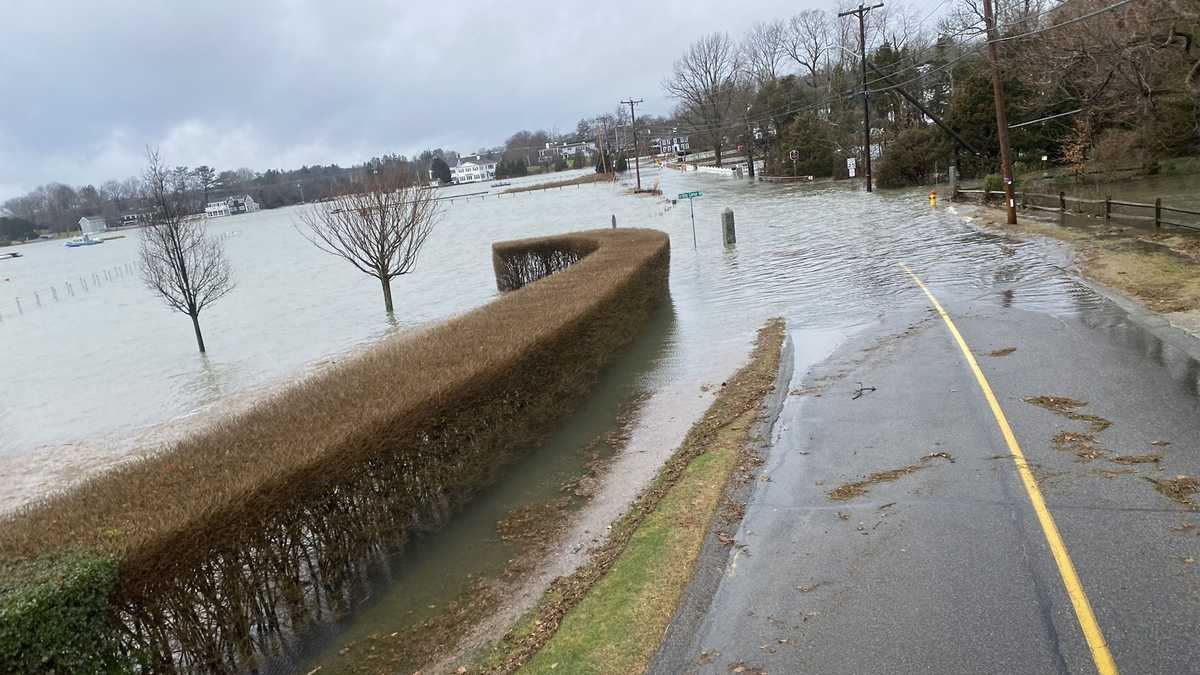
[954,188,1200,231]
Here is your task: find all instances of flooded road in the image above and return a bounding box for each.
[8,161,1197,672]
[282,168,1171,672]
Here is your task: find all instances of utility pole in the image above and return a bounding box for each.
[745,105,756,179]
[597,122,609,174]
[983,0,1018,224]
[622,98,643,192]
[839,2,883,192]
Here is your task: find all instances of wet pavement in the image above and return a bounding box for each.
[651,205,1200,674]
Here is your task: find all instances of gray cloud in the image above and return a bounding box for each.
[0,0,806,199]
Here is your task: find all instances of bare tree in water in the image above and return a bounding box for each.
[297,168,440,314]
[139,147,235,353]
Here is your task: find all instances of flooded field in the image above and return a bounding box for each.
[0,170,663,511]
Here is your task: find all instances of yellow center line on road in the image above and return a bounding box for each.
[899,263,1118,675]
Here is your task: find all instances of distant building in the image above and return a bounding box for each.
[538,140,597,163]
[649,131,690,156]
[119,213,146,227]
[205,195,260,218]
[78,215,108,234]
[451,155,498,184]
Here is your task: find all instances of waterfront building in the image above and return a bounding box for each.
[205,195,260,218]
[649,131,690,156]
[538,141,597,163]
[78,215,108,234]
[451,155,498,184]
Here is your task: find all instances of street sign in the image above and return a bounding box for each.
[678,191,703,199]
[846,157,857,178]
[788,149,799,161]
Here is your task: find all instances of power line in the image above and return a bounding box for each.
[621,98,644,191]
[839,2,885,191]
[989,0,1136,43]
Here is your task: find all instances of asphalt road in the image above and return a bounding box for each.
[652,263,1200,674]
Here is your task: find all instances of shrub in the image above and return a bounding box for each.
[875,127,947,188]
[0,229,670,671]
[0,554,122,673]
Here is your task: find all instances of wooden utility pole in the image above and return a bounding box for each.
[622,98,644,192]
[839,3,883,192]
[983,0,1018,224]
[597,122,609,174]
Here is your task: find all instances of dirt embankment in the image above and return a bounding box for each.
[966,204,1200,337]
[504,173,615,194]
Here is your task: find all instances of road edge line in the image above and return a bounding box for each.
[899,262,1118,675]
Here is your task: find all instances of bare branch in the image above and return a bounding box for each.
[296,168,442,313]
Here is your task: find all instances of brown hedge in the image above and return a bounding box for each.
[0,228,669,670]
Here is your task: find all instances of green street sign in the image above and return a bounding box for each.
[678,191,703,199]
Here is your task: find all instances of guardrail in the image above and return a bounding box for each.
[953,188,1200,230]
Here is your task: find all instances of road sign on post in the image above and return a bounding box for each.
[847,157,857,178]
[677,192,703,247]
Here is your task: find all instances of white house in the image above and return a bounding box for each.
[205,195,260,218]
[649,132,690,156]
[78,215,108,234]
[538,141,597,163]
[451,156,498,184]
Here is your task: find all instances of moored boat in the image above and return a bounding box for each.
[65,233,104,247]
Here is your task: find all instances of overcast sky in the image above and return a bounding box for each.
[0,0,821,201]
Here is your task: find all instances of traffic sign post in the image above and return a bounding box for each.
[789,149,799,177]
[677,191,703,248]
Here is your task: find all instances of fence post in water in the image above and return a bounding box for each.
[722,208,736,245]
[611,214,617,229]
[1059,191,1066,212]
[15,297,21,314]
[51,287,58,302]
[1155,198,1162,228]
[34,291,40,307]
[1104,195,1111,224]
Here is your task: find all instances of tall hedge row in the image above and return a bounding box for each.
[0,229,670,672]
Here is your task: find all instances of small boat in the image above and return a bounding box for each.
[65,233,104,248]
[490,181,511,188]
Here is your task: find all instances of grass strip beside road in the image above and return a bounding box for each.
[481,318,785,674]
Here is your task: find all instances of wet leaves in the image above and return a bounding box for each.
[1109,454,1162,465]
[1148,475,1199,509]
[1053,431,1105,462]
[988,347,1017,357]
[827,452,954,502]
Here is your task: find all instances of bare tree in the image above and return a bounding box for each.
[742,20,787,85]
[784,10,832,85]
[297,168,441,314]
[664,32,744,167]
[139,148,235,353]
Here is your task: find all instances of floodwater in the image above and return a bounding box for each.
[2,161,1145,671]
[283,170,1126,672]
[0,170,668,512]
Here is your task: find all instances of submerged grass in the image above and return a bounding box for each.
[0,228,669,670]
[477,319,785,674]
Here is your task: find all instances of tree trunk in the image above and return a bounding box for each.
[380,276,394,314]
[190,313,206,353]
[714,144,723,167]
